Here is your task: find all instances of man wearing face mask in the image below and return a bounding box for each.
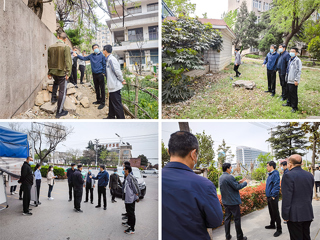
[263,44,280,97]
[48,32,72,118]
[72,164,84,213]
[83,167,95,204]
[162,131,223,240]
[74,44,106,110]
[283,47,302,113]
[20,157,34,216]
[280,161,289,175]
[90,165,109,210]
[276,44,291,101]
[219,163,248,240]
[234,48,242,77]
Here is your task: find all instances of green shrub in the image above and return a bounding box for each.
[246,54,260,59]
[38,165,65,178]
[208,165,221,188]
[234,175,243,182]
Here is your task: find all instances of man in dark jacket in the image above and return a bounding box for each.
[70,47,78,88]
[276,44,291,101]
[162,131,223,240]
[282,154,314,240]
[265,161,282,237]
[109,168,122,203]
[83,167,95,204]
[219,163,248,240]
[280,160,289,175]
[263,44,280,97]
[72,164,84,213]
[91,164,109,210]
[67,163,76,202]
[20,157,34,216]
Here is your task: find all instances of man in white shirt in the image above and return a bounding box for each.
[315,167,320,193]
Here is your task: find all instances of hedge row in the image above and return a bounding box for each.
[31,165,66,178]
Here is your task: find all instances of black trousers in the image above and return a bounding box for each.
[10,185,17,193]
[234,65,241,77]
[97,186,107,208]
[279,73,287,99]
[74,188,83,210]
[22,184,32,213]
[19,186,23,198]
[267,196,282,231]
[92,73,105,104]
[79,65,85,83]
[108,90,125,119]
[267,69,276,93]
[52,75,67,114]
[35,179,41,203]
[48,184,53,198]
[287,83,298,110]
[68,182,74,200]
[85,184,93,203]
[224,205,243,240]
[71,66,78,85]
[125,202,136,231]
[110,188,116,201]
[315,181,320,193]
[287,221,312,240]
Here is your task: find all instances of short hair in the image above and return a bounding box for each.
[73,46,77,50]
[27,156,32,160]
[34,163,41,171]
[71,163,76,166]
[114,168,117,172]
[168,131,199,158]
[222,163,231,172]
[58,32,67,40]
[267,161,276,169]
[288,155,302,165]
[77,164,82,169]
[279,44,286,49]
[270,44,277,49]
[103,45,113,53]
[124,165,132,173]
[124,161,131,167]
[92,44,99,49]
[316,167,319,170]
[291,47,299,53]
[235,48,240,51]
[280,161,287,166]
[100,164,105,170]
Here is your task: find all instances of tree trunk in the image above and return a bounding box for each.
[134,76,139,117]
[178,122,190,132]
[312,123,320,200]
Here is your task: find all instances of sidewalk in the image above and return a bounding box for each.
[212,199,320,240]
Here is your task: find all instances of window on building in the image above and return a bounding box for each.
[253,0,258,8]
[264,2,269,10]
[148,26,158,40]
[129,50,145,65]
[123,150,130,155]
[147,3,158,12]
[258,1,261,10]
[127,6,142,14]
[128,28,143,42]
[150,49,158,64]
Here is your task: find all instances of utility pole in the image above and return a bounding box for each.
[115,133,122,167]
[94,139,99,170]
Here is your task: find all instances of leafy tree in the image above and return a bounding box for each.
[256,153,273,168]
[138,154,149,166]
[86,140,95,150]
[266,123,308,159]
[251,153,273,181]
[35,149,51,162]
[308,36,320,61]
[217,139,234,168]
[222,10,237,29]
[65,28,83,46]
[202,12,208,19]
[299,20,320,46]
[208,164,221,188]
[162,141,170,167]
[195,130,215,168]
[163,0,196,16]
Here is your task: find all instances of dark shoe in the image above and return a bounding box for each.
[84,201,88,203]
[95,205,101,208]
[91,202,93,204]
[264,90,271,93]
[113,200,117,202]
[19,197,23,200]
[265,225,276,229]
[282,103,290,107]
[104,207,107,210]
[80,82,84,84]
[38,202,41,205]
[226,235,232,240]
[271,93,275,97]
[124,228,135,234]
[74,85,78,88]
[68,199,72,202]
[56,110,68,118]
[281,98,286,101]
[122,216,128,220]
[98,104,105,110]
[93,101,101,105]
[274,231,282,237]
[242,237,247,240]
[291,108,297,113]
[122,213,127,216]
[28,209,32,211]
[77,209,83,213]
[22,212,32,216]
[51,98,58,104]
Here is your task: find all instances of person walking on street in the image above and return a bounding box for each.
[109,168,122,203]
[34,164,42,206]
[67,163,76,202]
[78,50,86,84]
[263,45,280,97]
[282,154,314,240]
[91,165,109,210]
[47,166,57,200]
[20,157,34,216]
[234,48,242,77]
[72,164,84,213]
[265,161,282,237]
[84,167,95,204]
[47,32,72,118]
[74,44,106,110]
[219,163,248,240]
[103,45,126,119]
[282,47,302,113]
[314,167,320,193]
[276,44,291,101]
[10,185,17,195]
[162,131,223,240]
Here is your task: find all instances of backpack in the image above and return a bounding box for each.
[130,174,141,197]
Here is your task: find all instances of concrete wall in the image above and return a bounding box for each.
[0,0,56,118]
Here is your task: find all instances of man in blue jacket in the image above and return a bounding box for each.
[282,154,314,240]
[263,45,280,97]
[74,44,106,110]
[219,163,248,240]
[280,160,289,175]
[265,161,282,237]
[90,164,109,210]
[162,131,223,240]
[276,44,291,101]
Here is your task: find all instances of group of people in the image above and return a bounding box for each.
[17,157,139,234]
[47,32,126,119]
[162,131,316,240]
[234,44,302,113]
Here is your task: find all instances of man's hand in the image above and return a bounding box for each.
[294,81,298,86]
[66,75,69,80]
[284,220,289,222]
[89,176,92,178]
[48,75,52,79]
[83,185,85,188]
[235,64,238,66]
[122,80,126,85]
[272,197,275,200]
[105,187,106,189]
[262,64,265,67]
[109,187,111,189]
[93,185,95,188]
[73,52,77,57]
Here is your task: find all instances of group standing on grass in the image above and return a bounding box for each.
[47,32,126,119]
[162,131,315,240]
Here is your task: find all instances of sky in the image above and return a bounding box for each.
[162,122,313,162]
[190,0,228,19]
[0,122,159,165]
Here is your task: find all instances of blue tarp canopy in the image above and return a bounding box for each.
[0,126,29,158]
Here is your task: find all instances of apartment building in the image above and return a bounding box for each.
[93,26,112,49]
[236,146,268,168]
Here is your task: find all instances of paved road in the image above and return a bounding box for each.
[0,173,158,240]
[212,199,320,240]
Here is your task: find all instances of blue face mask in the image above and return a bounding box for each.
[290,52,295,58]
[270,49,274,53]
[94,48,100,54]
[89,169,91,173]
[29,161,34,165]
[230,169,233,174]
[281,167,284,170]
[122,170,125,175]
[278,48,283,53]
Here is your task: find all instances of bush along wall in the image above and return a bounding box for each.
[31,165,66,179]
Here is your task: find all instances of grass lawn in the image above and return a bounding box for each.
[162,58,320,119]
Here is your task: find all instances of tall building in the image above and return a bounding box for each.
[106,0,159,72]
[93,26,112,49]
[105,142,133,163]
[236,146,268,168]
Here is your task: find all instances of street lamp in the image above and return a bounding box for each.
[115,133,122,167]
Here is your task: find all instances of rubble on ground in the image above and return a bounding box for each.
[232,80,256,90]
